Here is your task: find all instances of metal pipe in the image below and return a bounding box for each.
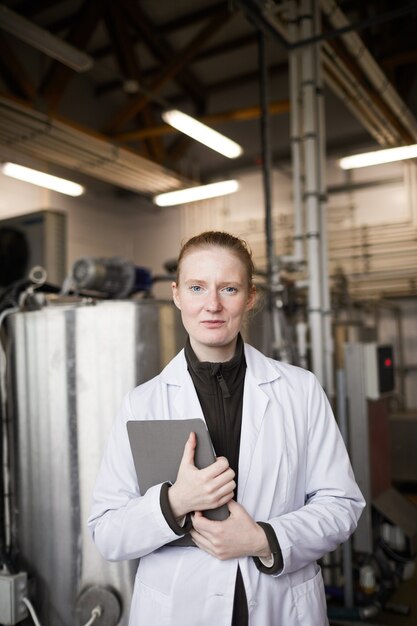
[0,306,20,566]
[292,2,417,50]
[296,319,308,369]
[322,44,400,145]
[301,0,324,383]
[320,0,417,143]
[258,28,285,360]
[258,29,274,287]
[314,1,334,396]
[235,0,290,50]
[322,60,398,146]
[237,0,415,150]
[284,0,305,265]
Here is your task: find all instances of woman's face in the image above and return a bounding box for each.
[172,246,255,362]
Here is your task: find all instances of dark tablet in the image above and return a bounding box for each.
[126,418,230,523]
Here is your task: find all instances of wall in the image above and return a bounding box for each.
[0,170,181,297]
[1,156,416,407]
[178,160,417,408]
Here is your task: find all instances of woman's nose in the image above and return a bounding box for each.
[205,290,222,311]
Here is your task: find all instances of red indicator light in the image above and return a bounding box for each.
[384,358,392,367]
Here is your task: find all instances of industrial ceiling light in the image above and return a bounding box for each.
[0,5,93,72]
[161,110,243,159]
[339,144,417,169]
[1,162,85,197]
[153,180,239,207]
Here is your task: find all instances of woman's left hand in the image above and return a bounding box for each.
[190,500,271,560]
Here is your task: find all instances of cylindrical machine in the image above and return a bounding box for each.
[72,257,152,297]
[7,299,186,626]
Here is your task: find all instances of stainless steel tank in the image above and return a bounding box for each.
[8,299,186,626]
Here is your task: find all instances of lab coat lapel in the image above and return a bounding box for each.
[237,369,269,501]
[160,349,205,422]
[173,372,205,421]
[237,344,280,502]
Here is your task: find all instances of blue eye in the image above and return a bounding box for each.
[190,285,202,293]
[223,286,237,294]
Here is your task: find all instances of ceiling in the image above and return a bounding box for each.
[1,0,417,197]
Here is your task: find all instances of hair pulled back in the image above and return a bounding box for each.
[176,231,255,290]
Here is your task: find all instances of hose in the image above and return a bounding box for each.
[22,598,42,626]
[82,605,103,626]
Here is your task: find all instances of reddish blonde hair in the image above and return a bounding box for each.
[176,231,255,290]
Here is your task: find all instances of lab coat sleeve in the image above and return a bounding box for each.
[268,371,365,576]
[88,392,184,561]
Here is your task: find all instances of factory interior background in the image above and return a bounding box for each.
[0,1,417,625]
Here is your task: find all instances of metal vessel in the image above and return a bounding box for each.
[7,299,186,626]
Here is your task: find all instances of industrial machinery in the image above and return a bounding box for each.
[1,297,186,626]
[71,257,152,298]
[345,342,417,558]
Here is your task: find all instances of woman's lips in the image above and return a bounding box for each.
[201,320,224,328]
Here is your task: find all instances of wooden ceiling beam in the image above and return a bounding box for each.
[102,0,165,163]
[195,33,257,62]
[13,0,67,19]
[40,0,102,111]
[115,100,290,142]
[94,33,265,99]
[158,1,228,35]
[381,49,417,70]
[118,0,208,111]
[0,34,36,101]
[167,134,193,162]
[104,6,232,134]
[207,61,288,95]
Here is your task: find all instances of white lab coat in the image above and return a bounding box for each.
[88,343,365,626]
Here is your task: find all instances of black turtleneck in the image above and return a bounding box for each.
[184,333,246,492]
[185,333,248,626]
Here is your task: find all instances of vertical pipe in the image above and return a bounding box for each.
[314,2,334,396]
[287,0,304,263]
[296,320,308,368]
[259,29,284,359]
[258,30,274,285]
[336,368,354,608]
[301,0,324,383]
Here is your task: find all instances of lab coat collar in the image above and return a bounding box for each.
[159,342,280,387]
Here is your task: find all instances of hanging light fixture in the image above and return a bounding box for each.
[161,110,243,159]
[1,162,85,196]
[153,180,239,207]
[339,144,417,169]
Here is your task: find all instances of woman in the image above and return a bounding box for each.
[88,231,365,626]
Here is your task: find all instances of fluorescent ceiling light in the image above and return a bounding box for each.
[339,144,417,169]
[154,180,239,207]
[0,5,93,72]
[161,110,243,159]
[1,162,85,197]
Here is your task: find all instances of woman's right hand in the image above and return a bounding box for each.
[168,432,235,520]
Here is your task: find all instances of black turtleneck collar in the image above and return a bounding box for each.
[184,334,246,397]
